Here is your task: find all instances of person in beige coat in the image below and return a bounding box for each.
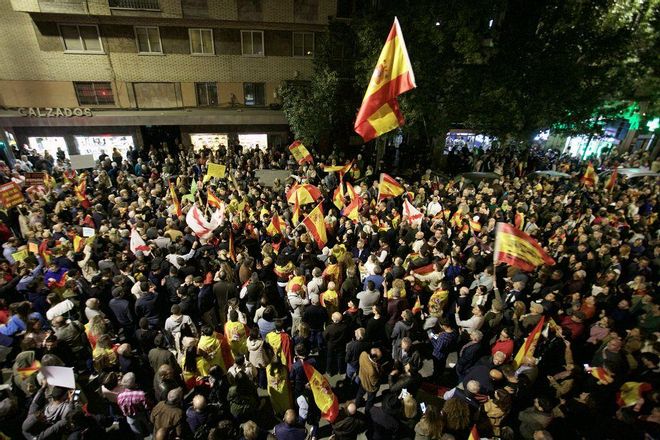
[247,327,271,388]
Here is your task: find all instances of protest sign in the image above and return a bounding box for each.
[0,182,25,208]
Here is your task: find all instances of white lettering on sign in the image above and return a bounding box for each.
[18,107,93,117]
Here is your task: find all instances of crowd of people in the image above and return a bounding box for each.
[0,138,657,440]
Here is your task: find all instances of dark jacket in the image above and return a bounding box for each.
[323,321,350,352]
[456,341,482,379]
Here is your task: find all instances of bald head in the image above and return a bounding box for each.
[332,312,342,323]
[284,409,297,425]
[192,394,206,411]
[346,402,357,415]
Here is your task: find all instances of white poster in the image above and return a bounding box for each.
[69,154,96,170]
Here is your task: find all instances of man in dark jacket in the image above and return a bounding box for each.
[456,329,483,381]
[109,288,135,339]
[135,282,160,328]
[274,409,307,440]
[332,402,367,440]
[323,312,350,376]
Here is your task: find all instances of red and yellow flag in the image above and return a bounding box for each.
[605,167,618,192]
[354,18,416,142]
[267,213,286,237]
[169,182,182,217]
[346,181,358,201]
[323,160,354,177]
[514,211,526,230]
[581,162,597,187]
[302,202,327,249]
[341,196,361,222]
[377,172,404,201]
[332,184,345,210]
[292,192,301,226]
[287,183,322,205]
[289,140,313,165]
[207,187,223,209]
[513,316,545,368]
[590,366,614,385]
[228,229,236,262]
[468,425,480,440]
[494,222,555,272]
[411,296,422,314]
[303,361,339,422]
[617,382,652,407]
[74,175,91,209]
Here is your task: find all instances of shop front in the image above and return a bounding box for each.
[0,108,291,159]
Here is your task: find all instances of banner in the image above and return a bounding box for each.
[302,361,338,422]
[0,182,25,208]
[205,162,226,180]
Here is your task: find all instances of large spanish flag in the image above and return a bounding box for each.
[289,140,313,165]
[494,223,555,272]
[377,172,404,201]
[581,162,597,187]
[302,202,327,249]
[513,316,545,368]
[74,175,91,209]
[303,361,339,422]
[354,18,416,142]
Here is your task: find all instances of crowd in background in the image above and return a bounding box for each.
[0,138,657,440]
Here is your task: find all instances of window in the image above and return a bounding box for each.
[134,26,162,54]
[196,82,218,106]
[293,32,314,57]
[243,83,265,106]
[189,28,214,55]
[59,24,103,53]
[241,31,264,56]
[74,82,115,106]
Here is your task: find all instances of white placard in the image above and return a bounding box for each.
[41,366,76,389]
[82,227,95,237]
[69,154,96,170]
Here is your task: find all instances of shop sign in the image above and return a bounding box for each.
[25,172,46,187]
[18,107,93,118]
[0,182,25,208]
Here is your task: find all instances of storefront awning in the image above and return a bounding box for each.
[0,108,288,127]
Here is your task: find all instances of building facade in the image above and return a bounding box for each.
[0,0,349,160]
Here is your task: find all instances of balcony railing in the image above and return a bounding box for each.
[108,0,160,10]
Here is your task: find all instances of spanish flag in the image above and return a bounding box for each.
[605,167,618,192]
[292,191,301,225]
[207,187,223,209]
[324,160,354,177]
[302,202,327,249]
[303,361,339,422]
[468,425,480,440]
[73,235,85,253]
[494,223,555,272]
[266,331,293,369]
[377,172,404,201]
[332,184,345,210]
[289,140,313,165]
[354,17,416,142]
[169,182,182,217]
[342,196,361,222]
[590,366,614,385]
[514,211,525,230]
[346,181,358,201]
[74,175,91,209]
[228,230,236,262]
[513,316,545,368]
[581,162,597,187]
[617,382,652,407]
[267,213,286,237]
[411,296,422,314]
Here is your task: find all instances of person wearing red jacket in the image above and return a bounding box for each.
[491,327,515,361]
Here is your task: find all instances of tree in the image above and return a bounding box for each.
[279,21,360,149]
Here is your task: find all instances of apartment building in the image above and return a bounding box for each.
[0,0,351,160]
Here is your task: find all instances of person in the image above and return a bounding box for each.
[274,409,307,440]
[428,318,457,379]
[185,394,212,433]
[331,402,367,440]
[518,397,554,440]
[414,402,444,440]
[117,372,152,438]
[22,385,73,440]
[356,347,382,414]
[266,358,292,417]
[151,387,185,438]
[324,312,350,376]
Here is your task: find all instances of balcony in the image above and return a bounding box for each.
[109,0,159,10]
